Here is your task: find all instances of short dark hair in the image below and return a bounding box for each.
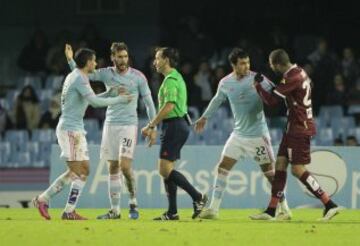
[228,48,249,65]
[269,49,290,66]
[74,48,96,68]
[110,42,129,55]
[156,47,179,67]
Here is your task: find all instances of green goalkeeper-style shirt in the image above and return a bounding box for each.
[158,69,188,119]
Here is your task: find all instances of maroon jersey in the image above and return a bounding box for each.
[273,65,316,137]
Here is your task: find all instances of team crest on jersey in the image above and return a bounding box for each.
[280,79,286,84]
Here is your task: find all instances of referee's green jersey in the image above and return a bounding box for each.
[158,69,188,119]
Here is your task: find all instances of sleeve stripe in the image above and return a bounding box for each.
[273,89,286,99]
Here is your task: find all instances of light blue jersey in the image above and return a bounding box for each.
[58,69,129,132]
[202,71,274,138]
[69,60,156,126]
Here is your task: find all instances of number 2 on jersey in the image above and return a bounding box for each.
[302,78,313,119]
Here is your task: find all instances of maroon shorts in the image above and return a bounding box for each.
[277,134,311,165]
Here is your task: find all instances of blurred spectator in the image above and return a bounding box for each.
[333,137,344,146]
[347,78,360,105]
[303,63,314,78]
[345,136,359,146]
[0,104,13,135]
[180,61,201,109]
[325,74,347,108]
[236,38,265,72]
[341,47,359,87]
[211,66,226,92]
[194,61,213,112]
[12,85,41,130]
[308,38,338,107]
[17,29,49,74]
[46,30,72,75]
[38,91,61,129]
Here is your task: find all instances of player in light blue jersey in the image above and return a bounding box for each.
[33,48,132,220]
[65,42,157,220]
[194,48,291,220]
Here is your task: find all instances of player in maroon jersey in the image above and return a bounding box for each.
[250,49,340,221]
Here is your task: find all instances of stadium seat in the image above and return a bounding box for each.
[45,75,64,90]
[18,76,42,90]
[0,98,10,110]
[15,152,32,167]
[5,130,29,152]
[27,141,40,163]
[269,128,283,145]
[84,119,100,133]
[39,89,53,101]
[87,130,102,144]
[5,89,18,110]
[137,134,146,145]
[348,104,360,115]
[188,106,200,121]
[39,98,50,113]
[215,106,229,119]
[32,129,56,143]
[186,131,197,145]
[316,128,334,146]
[269,116,287,128]
[39,142,52,167]
[329,116,356,140]
[318,106,343,128]
[202,129,224,145]
[355,127,360,142]
[0,141,11,166]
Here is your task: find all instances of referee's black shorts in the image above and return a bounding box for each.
[159,117,190,161]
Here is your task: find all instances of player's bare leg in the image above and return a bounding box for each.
[61,161,89,220]
[120,157,139,219]
[200,156,236,219]
[260,163,292,220]
[97,160,121,219]
[291,165,340,221]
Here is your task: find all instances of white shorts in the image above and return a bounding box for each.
[100,124,137,160]
[56,129,89,161]
[222,132,275,165]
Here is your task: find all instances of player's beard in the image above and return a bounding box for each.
[116,62,128,73]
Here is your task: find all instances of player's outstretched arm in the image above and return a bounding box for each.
[254,83,280,106]
[86,94,133,108]
[254,73,280,106]
[201,86,226,122]
[96,86,127,98]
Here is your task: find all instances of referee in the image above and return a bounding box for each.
[141,47,207,220]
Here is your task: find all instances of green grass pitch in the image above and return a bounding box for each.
[1,208,359,246]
